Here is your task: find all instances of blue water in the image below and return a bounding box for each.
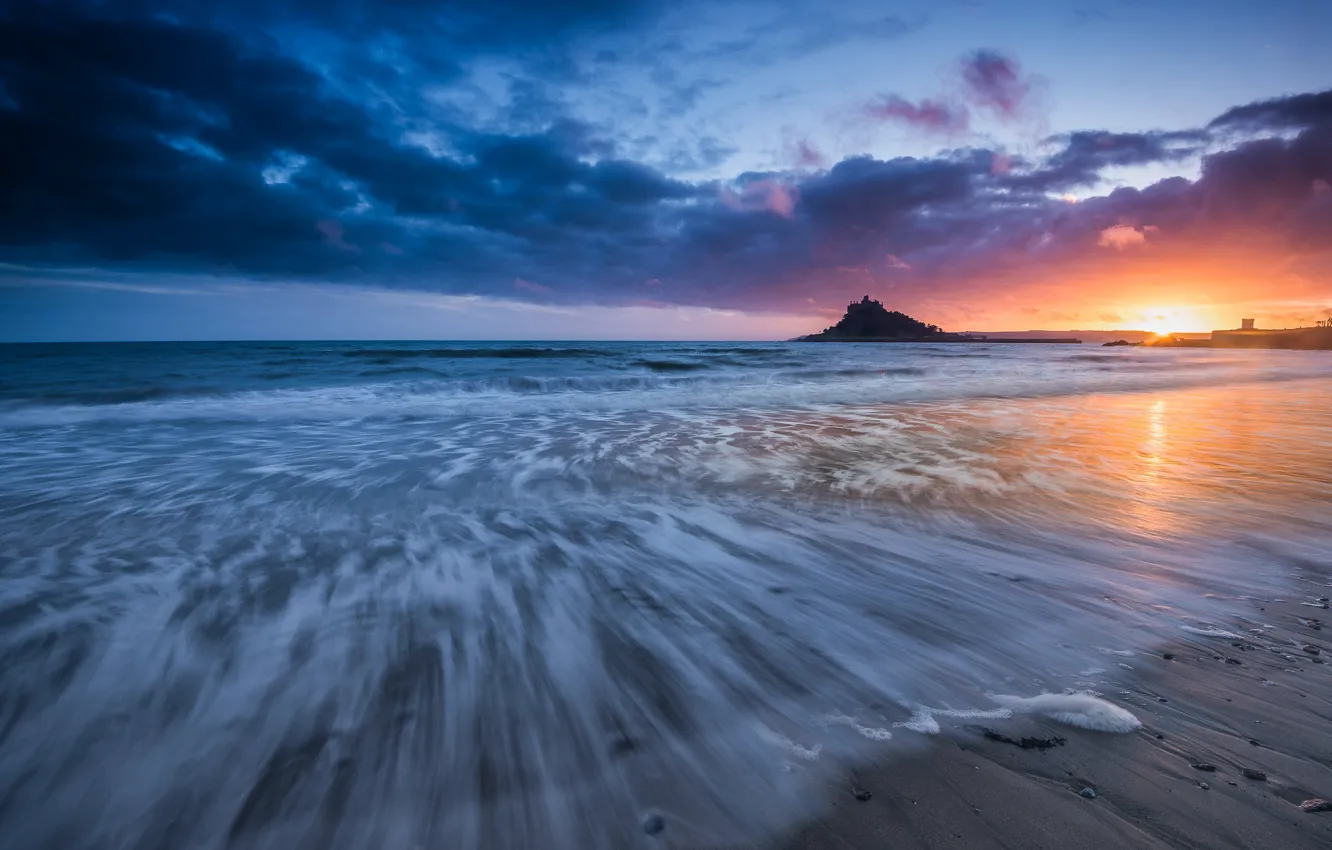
[4,339,1330,418]
[2,341,1331,849]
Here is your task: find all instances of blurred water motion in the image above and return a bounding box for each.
[1,341,1330,849]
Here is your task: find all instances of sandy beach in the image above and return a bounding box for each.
[766,596,1332,850]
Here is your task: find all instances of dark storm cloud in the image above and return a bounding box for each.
[0,15,365,273]
[800,157,976,228]
[1006,129,1207,190]
[987,116,1332,269]
[1208,89,1332,131]
[37,0,666,49]
[0,12,692,285]
[1,1,1330,313]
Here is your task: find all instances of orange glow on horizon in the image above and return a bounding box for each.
[1134,306,1212,335]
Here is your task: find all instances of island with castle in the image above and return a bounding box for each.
[797,296,1082,344]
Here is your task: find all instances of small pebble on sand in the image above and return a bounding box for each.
[642,815,665,835]
[1300,799,1332,813]
[1079,788,1097,799]
[1191,763,1217,771]
[1241,769,1267,781]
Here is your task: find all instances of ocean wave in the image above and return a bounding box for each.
[781,367,926,379]
[14,385,224,406]
[632,359,710,372]
[2,363,1332,427]
[342,346,609,360]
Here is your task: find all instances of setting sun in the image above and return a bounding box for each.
[1135,306,1211,335]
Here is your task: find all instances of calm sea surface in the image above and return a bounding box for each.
[3,341,1331,848]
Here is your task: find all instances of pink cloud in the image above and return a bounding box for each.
[989,152,1012,175]
[514,277,551,293]
[865,95,969,134]
[762,182,797,216]
[720,179,798,217]
[792,138,826,168]
[1097,224,1156,250]
[885,254,911,270]
[959,50,1032,119]
[316,220,360,252]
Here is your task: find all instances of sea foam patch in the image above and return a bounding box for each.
[817,712,893,741]
[1181,625,1243,639]
[892,706,1014,735]
[989,692,1141,733]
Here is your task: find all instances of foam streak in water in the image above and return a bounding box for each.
[989,693,1142,733]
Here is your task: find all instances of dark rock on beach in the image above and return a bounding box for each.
[968,726,1067,750]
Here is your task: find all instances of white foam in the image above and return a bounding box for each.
[892,706,1013,735]
[758,726,823,761]
[1181,625,1242,639]
[892,709,940,735]
[818,713,893,741]
[989,692,1141,733]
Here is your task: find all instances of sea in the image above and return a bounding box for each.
[2,340,1331,849]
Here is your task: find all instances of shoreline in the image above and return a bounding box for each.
[796,337,1084,344]
[761,596,1332,850]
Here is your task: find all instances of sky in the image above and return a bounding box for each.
[1,0,1330,341]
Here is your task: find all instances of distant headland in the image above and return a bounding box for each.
[1109,318,1332,350]
[797,296,1081,344]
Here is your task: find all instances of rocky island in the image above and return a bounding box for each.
[798,296,1081,344]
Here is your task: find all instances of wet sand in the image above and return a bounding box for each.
[765,597,1332,850]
